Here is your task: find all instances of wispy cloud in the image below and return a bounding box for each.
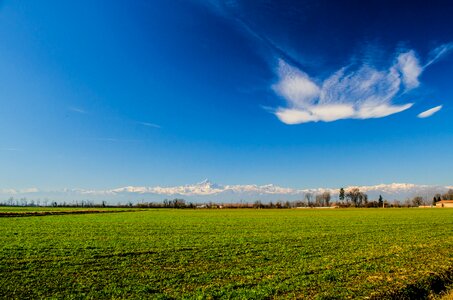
[417,105,443,118]
[197,3,451,124]
[138,122,161,128]
[424,43,453,68]
[273,45,451,124]
[397,50,422,89]
[68,106,87,114]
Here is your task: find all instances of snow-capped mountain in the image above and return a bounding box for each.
[1,180,451,204]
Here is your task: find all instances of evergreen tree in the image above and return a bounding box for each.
[378,195,384,207]
[339,188,345,203]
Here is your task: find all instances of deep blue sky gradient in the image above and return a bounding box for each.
[1,0,452,190]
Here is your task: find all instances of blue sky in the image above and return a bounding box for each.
[1,0,453,191]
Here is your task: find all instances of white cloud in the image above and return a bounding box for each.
[273,56,415,124]
[275,108,317,124]
[396,50,422,89]
[272,60,320,107]
[275,104,355,124]
[417,105,442,118]
[271,43,453,124]
[356,103,413,119]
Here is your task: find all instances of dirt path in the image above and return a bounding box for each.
[0,209,135,217]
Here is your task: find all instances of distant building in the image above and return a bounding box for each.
[436,200,453,208]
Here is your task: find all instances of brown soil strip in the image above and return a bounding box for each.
[0,209,135,217]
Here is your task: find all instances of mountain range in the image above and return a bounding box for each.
[1,180,451,204]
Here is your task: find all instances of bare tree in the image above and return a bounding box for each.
[315,194,324,207]
[346,188,368,207]
[315,192,331,207]
[323,192,331,207]
[412,196,423,207]
[305,192,313,207]
[442,189,453,200]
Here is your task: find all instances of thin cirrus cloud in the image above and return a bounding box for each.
[68,106,87,114]
[138,122,161,128]
[272,46,450,124]
[424,43,453,68]
[417,105,443,118]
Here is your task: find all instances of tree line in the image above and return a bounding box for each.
[2,189,452,209]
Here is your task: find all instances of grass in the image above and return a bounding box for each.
[1,208,453,299]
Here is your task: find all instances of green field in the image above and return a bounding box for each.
[1,208,453,299]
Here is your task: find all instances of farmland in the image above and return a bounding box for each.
[1,208,453,299]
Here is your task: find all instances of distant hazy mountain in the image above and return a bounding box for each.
[1,180,451,205]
